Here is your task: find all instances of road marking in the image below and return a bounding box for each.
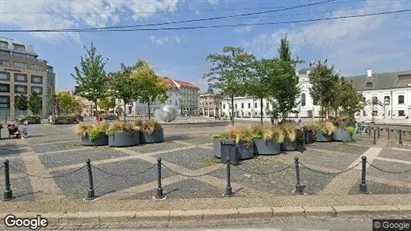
[392,147,411,152]
[348,147,383,170]
[31,140,78,146]
[375,157,411,165]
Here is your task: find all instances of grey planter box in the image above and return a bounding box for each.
[315,130,333,142]
[213,139,254,160]
[280,138,297,151]
[253,138,281,155]
[332,128,352,141]
[81,132,108,146]
[213,139,229,158]
[108,131,140,147]
[140,128,164,144]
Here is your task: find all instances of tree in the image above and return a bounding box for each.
[203,46,255,125]
[48,91,58,116]
[337,78,363,120]
[15,93,29,115]
[56,91,80,115]
[308,60,340,119]
[132,60,168,120]
[28,92,42,115]
[99,97,116,112]
[71,43,109,116]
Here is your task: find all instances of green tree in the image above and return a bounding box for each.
[338,78,363,120]
[15,93,29,115]
[203,46,255,125]
[308,60,340,119]
[99,97,116,112]
[56,91,80,114]
[48,91,58,116]
[71,43,108,116]
[28,92,42,115]
[132,60,168,120]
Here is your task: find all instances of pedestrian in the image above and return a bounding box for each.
[271,117,274,126]
[22,120,28,138]
[298,119,303,129]
[48,115,53,124]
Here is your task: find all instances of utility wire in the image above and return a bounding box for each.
[1,9,409,33]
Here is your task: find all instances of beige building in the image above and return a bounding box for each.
[0,37,53,119]
[173,80,199,115]
[198,87,222,117]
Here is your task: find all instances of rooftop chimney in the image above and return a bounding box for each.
[367,69,372,77]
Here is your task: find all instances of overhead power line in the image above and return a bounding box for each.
[1,9,409,33]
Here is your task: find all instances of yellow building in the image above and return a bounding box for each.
[198,88,222,117]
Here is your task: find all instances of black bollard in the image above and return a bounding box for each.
[387,129,390,140]
[155,158,165,199]
[377,128,380,138]
[86,159,95,200]
[399,130,403,145]
[359,156,367,193]
[3,160,13,201]
[373,129,377,145]
[294,157,305,194]
[368,127,371,137]
[224,156,233,197]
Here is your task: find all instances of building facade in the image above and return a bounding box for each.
[0,37,52,119]
[46,65,56,115]
[173,80,199,115]
[198,87,223,117]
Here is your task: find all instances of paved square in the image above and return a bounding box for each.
[128,141,192,154]
[155,147,217,170]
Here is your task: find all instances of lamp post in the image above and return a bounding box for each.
[384,98,389,123]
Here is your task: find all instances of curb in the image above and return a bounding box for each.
[1,205,409,225]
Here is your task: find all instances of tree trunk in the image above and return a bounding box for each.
[260,97,263,125]
[123,102,127,125]
[231,95,234,125]
[94,101,98,116]
[147,101,151,120]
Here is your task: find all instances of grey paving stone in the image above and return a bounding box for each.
[367,159,411,182]
[25,135,78,145]
[128,141,191,154]
[31,141,83,154]
[0,177,35,201]
[0,142,28,158]
[307,142,369,154]
[177,136,213,145]
[127,178,226,199]
[8,158,27,172]
[52,159,175,199]
[379,148,411,162]
[39,147,128,168]
[349,180,411,195]
[155,147,218,170]
[299,149,360,171]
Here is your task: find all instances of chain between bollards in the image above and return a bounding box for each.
[224,156,233,197]
[3,160,13,201]
[399,130,403,145]
[155,157,165,200]
[294,157,305,195]
[373,129,377,145]
[359,156,367,193]
[86,159,95,200]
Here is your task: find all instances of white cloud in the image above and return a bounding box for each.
[149,35,183,45]
[0,0,213,43]
[243,0,411,74]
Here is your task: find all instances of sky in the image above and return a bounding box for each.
[1,0,410,91]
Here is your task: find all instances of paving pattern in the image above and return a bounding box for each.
[0,124,410,202]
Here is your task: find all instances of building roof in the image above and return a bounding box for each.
[174,80,200,90]
[0,37,38,56]
[345,70,411,91]
[157,76,178,89]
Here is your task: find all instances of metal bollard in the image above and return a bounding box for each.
[368,127,371,137]
[399,130,403,145]
[387,129,390,140]
[294,157,305,194]
[86,159,95,200]
[359,156,367,193]
[3,160,13,201]
[224,156,233,197]
[155,158,165,199]
[373,129,377,145]
[377,128,380,138]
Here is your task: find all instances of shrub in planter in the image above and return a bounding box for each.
[75,122,109,146]
[315,121,335,142]
[333,125,354,142]
[280,123,298,151]
[17,115,41,124]
[139,119,164,144]
[211,125,254,160]
[106,121,141,147]
[102,113,119,121]
[211,131,231,158]
[54,114,79,124]
[303,123,318,144]
[251,125,284,155]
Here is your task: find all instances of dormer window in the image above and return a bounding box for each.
[0,41,8,49]
[12,43,25,52]
[366,82,373,87]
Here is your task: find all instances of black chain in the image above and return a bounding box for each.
[366,161,411,174]
[161,163,224,177]
[233,163,294,176]
[10,165,86,179]
[299,162,361,175]
[91,164,156,177]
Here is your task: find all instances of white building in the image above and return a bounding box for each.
[220,68,411,123]
[173,80,200,115]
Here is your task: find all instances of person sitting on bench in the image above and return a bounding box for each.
[7,124,21,139]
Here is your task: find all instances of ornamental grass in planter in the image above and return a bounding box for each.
[303,123,318,144]
[106,121,141,147]
[211,131,231,158]
[211,125,254,160]
[138,119,164,144]
[75,122,109,146]
[17,115,41,124]
[251,125,284,155]
[280,123,298,151]
[332,125,355,142]
[315,120,335,142]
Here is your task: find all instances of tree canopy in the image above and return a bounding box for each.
[56,91,81,115]
[15,93,29,114]
[28,92,42,115]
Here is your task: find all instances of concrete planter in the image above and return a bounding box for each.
[280,138,297,151]
[81,132,108,146]
[304,130,315,144]
[315,130,333,142]
[54,119,76,125]
[108,131,140,147]
[140,128,164,144]
[253,138,281,155]
[332,128,352,142]
[18,119,41,125]
[213,139,254,160]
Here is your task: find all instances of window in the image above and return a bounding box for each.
[366,82,372,87]
[12,43,25,52]
[222,104,225,109]
[31,75,43,84]
[362,97,366,102]
[0,41,8,49]
[398,95,405,104]
[301,93,306,106]
[313,98,318,105]
[14,85,27,93]
[31,64,44,71]
[235,104,237,109]
[399,110,405,116]
[241,103,244,109]
[0,96,10,117]
[14,62,28,69]
[248,103,250,108]
[0,84,9,92]
[266,102,269,108]
[0,72,10,81]
[384,96,390,105]
[363,111,366,116]
[0,60,9,66]
[14,74,27,82]
[254,103,257,108]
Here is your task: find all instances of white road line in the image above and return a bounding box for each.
[392,147,411,152]
[376,156,411,165]
[348,147,383,170]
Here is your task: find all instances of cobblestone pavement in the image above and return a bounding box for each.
[0,124,410,203]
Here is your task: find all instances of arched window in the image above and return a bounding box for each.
[384,96,390,105]
[301,93,306,106]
